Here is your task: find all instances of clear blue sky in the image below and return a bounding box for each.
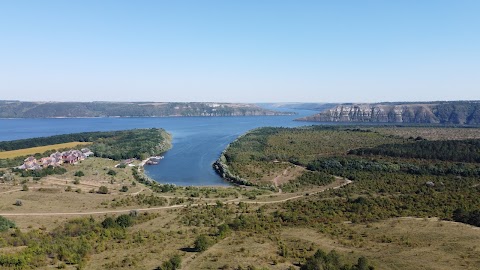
[0,0,479,103]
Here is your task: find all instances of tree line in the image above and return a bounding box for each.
[349,139,480,163]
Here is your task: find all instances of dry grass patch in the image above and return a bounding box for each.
[85,211,195,270]
[0,159,151,215]
[272,164,306,186]
[185,232,290,270]
[281,217,480,270]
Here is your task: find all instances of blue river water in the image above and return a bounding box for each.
[0,107,322,186]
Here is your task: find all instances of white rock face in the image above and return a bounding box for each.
[302,104,439,123]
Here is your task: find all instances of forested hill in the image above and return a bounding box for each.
[268,102,339,111]
[296,101,480,125]
[0,101,293,118]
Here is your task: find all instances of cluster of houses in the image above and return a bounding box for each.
[18,148,94,170]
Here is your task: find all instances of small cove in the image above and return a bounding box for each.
[0,107,320,186]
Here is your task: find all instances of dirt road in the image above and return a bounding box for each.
[0,178,352,217]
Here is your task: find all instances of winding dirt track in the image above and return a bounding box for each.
[0,179,352,217]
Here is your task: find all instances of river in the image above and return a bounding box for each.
[0,107,321,186]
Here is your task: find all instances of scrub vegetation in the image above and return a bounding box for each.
[0,126,479,269]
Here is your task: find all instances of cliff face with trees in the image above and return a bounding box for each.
[297,101,480,125]
[0,101,292,118]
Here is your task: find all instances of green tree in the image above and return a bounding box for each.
[74,171,85,177]
[193,235,212,252]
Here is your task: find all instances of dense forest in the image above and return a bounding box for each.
[453,208,480,227]
[349,139,480,162]
[89,129,171,160]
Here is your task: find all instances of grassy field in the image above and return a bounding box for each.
[0,142,91,159]
[280,218,480,270]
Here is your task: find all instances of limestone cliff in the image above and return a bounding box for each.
[0,101,293,118]
[297,101,480,125]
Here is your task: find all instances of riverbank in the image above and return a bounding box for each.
[0,108,316,184]
[211,129,258,186]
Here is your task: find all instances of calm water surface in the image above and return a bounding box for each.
[0,108,321,186]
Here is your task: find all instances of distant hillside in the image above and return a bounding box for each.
[0,101,293,118]
[268,102,338,111]
[297,101,480,125]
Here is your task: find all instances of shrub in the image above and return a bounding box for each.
[115,214,133,228]
[300,249,374,270]
[107,170,117,176]
[101,217,117,229]
[157,254,182,270]
[21,184,29,191]
[193,235,212,252]
[74,171,85,177]
[0,216,16,231]
[120,186,129,192]
[14,200,22,206]
[217,224,231,238]
[98,186,109,194]
[129,210,139,217]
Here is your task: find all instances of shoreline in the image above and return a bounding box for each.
[0,113,295,120]
[212,130,258,187]
[139,156,232,188]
